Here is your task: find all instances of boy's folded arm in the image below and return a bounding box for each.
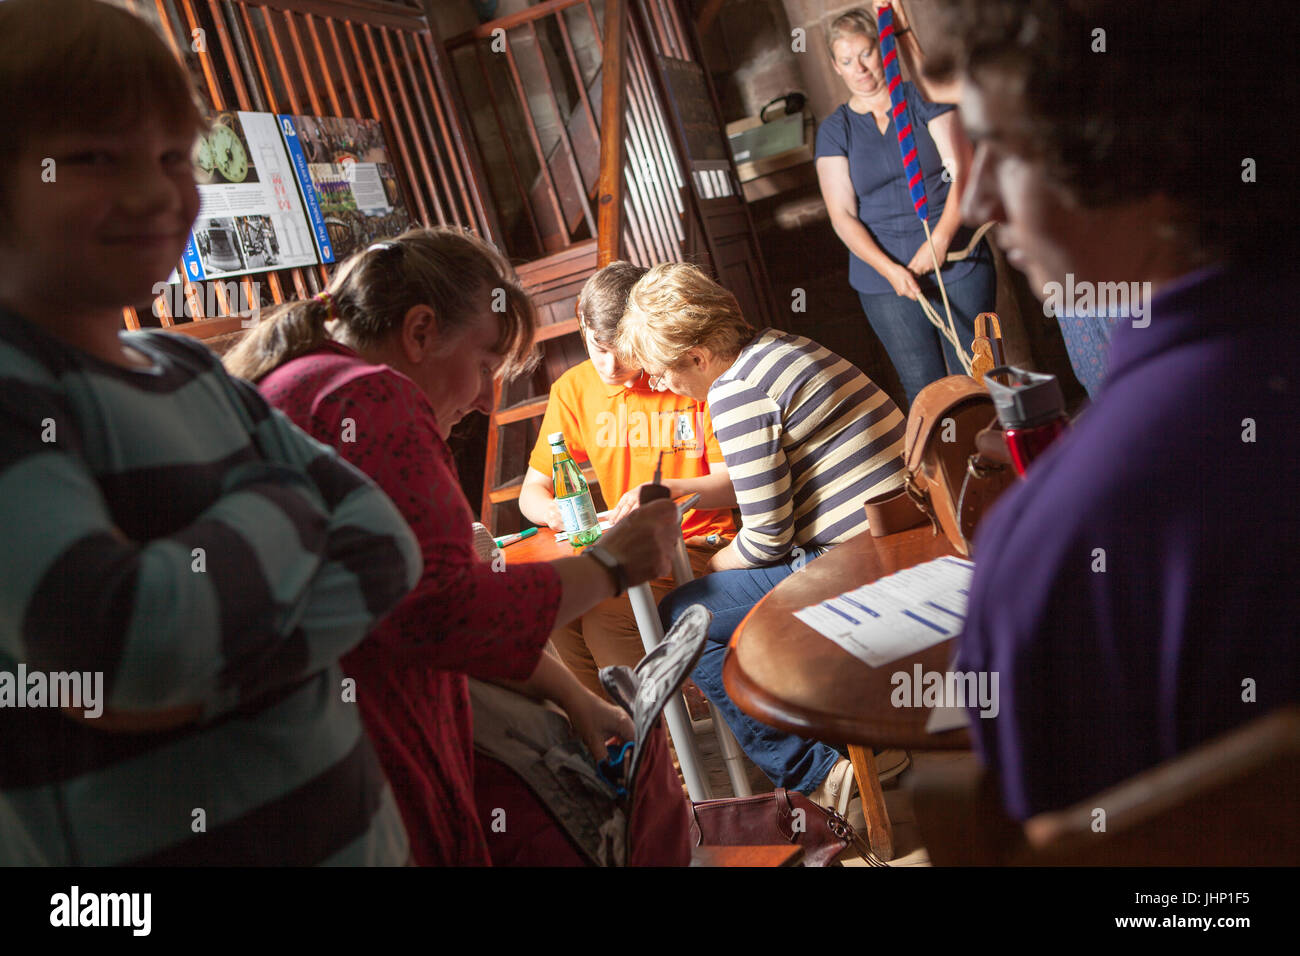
[0,412,418,716]
[256,470,421,689]
[227,373,384,516]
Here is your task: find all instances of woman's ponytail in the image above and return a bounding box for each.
[223,225,537,384]
[223,293,333,383]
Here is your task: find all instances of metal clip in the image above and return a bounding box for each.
[904,473,941,537]
[967,454,1005,480]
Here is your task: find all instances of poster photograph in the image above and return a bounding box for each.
[279,114,414,262]
[179,111,320,282]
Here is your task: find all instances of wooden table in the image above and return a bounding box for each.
[724,525,974,859]
[499,525,584,564]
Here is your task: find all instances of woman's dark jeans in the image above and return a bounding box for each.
[858,252,997,407]
[658,547,840,794]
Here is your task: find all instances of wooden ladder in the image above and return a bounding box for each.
[480,239,604,530]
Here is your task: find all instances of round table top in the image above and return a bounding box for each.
[724,525,973,751]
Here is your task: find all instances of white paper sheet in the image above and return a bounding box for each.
[924,703,972,734]
[793,556,974,667]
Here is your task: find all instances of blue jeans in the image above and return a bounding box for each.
[1056,313,1118,399]
[658,549,840,794]
[858,251,997,407]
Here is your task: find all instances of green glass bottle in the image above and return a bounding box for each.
[549,432,602,547]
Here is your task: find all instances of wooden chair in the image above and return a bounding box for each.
[912,706,1300,866]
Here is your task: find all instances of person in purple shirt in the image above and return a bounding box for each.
[928,0,1298,820]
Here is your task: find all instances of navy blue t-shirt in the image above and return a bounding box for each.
[815,82,984,295]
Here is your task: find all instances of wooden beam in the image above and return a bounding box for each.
[443,0,587,48]
[253,0,426,34]
[597,0,627,267]
[695,0,726,36]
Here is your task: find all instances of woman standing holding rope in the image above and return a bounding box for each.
[815,4,995,406]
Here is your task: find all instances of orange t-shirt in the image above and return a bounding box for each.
[528,361,735,541]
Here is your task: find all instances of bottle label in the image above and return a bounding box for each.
[556,492,598,535]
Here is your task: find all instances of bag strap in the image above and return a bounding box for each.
[904,376,990,471]
[863,487,928,537]
[969,312,1004,384]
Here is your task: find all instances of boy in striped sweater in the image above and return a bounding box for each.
[0,0,419,864]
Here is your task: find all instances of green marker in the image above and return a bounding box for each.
[493,527,538,549]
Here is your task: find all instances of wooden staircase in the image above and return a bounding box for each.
[480,238,603,525]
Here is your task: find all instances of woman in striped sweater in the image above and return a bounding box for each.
[616,262,910,811]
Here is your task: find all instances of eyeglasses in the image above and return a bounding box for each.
[646,371,671,392]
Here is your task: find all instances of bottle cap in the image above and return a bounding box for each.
[985,366,1066,430]
[547,432,565,446]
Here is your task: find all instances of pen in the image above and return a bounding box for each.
[493,527,538,548]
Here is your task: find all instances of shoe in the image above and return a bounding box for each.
[873,749,911,783]
[809,757,855,816]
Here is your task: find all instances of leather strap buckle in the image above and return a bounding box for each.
[904,473,941,537]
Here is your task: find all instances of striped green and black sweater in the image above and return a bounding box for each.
[0,306,420,865]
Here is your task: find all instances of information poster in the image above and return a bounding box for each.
[179,111,321,282]
[278,114,414,263]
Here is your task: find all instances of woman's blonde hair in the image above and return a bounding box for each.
[224,226,536,383]
[826,7,880,59]
[616,262,754,372]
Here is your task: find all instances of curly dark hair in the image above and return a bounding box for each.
[925,0,1292,262]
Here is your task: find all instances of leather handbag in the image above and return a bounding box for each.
[688,788,873,867]
[471,605,711,867]
[900,375,1015,556]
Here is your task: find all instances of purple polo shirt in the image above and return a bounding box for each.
[956,264,1300,820]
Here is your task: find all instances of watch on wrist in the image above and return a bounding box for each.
[584,544,627,598]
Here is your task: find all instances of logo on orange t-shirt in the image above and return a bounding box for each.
[592,406,705,458]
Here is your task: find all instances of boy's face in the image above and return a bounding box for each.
[0,114,200,315]
[584,329,642,388]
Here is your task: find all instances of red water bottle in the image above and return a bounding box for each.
[985,366,1069,478]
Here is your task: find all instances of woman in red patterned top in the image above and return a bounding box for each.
[224,228,680,865]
